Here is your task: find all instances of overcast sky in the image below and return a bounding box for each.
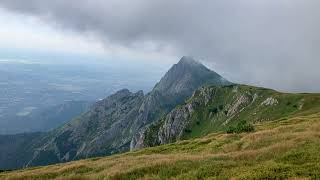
[0,0,319,92]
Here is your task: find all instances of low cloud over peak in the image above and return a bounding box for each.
[0,0,320,92]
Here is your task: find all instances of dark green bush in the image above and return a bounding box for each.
[226,120,254,134]
[209,107,218,114]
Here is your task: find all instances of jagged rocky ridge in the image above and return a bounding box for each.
[26,89,145,167]
[0,56,230,169]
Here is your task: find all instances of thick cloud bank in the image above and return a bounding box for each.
[0,0,320,92]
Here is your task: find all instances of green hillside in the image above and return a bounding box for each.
[1,85,320,179]
[182,84,320,139]
[132,85,320,149]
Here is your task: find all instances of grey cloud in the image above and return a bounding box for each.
[0,0,320,92]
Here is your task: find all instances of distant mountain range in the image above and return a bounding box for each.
[1,56,320,173]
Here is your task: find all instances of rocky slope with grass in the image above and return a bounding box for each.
[1,100,320,179]
[131,84,320,150]
[24,56,230,167]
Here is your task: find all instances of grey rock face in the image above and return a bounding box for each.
[227,95,250,116]
[157,104,194,144]
[261,97,279,106]
[131,87,216,150]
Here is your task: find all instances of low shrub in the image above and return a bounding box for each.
[209,107,218,114]
[226,120,254,134]
[224,111,228,115]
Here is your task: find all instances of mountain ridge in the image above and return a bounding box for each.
[1,85,320,179]
[0,56,230,169]
[131,84,320,150]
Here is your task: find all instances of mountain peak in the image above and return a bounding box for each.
[177,56,200,66]
[153,56,231,96]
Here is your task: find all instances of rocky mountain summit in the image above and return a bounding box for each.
[130,56,230,147]
[153,56,228,97]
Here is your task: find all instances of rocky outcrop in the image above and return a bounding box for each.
[227,95,250,116]
[157,88,215,144]
[131,87,216,150]
[261,97,279,106]
[158,106,194,144]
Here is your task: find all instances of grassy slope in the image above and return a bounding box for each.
[1,86,320,179]
[182,85,320,139]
